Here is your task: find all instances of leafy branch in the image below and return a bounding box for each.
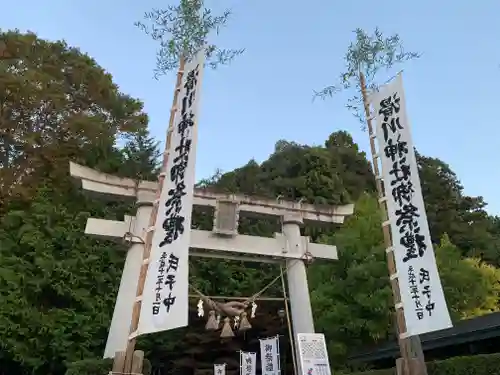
[314,28,420,125]
[135,0,244,78]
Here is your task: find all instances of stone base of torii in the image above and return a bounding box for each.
[69,162,354,373]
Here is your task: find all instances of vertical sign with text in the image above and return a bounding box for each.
[138,51,205,335]
[214,363,226,375]
[240,351,257,375]
[259,336,280,375]
[297,333,331,375]
[371,73,452,336]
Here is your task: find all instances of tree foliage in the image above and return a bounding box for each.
[314,28,420,125]
[417,151,500,262]
[0,30,150,375]
[0,29,147,210]
[214,131,376,206]
[120,128,161,181]
[436,234,500,320]
[309,194,394,363]
[0,185,126,375]
[308,195,500,365]
[135,0,244,77]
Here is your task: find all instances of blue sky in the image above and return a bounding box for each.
[2,0,499,215]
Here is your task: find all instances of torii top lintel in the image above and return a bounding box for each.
[69,162,354,225]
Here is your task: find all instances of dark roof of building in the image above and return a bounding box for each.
[348,312,500,363]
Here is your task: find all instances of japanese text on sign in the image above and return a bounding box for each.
[214,364,226,375]
[260,336,280,375]
[371,73,452,336]
[137,50,205,336]
[240,352,256,375]
[296,333,331,375]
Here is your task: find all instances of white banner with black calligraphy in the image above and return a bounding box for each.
[137,50,205,336]
[214,363,226,375]
[370,73,452,336]
[259,336,280,375]
[240,351,257,375]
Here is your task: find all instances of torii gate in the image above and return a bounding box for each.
[69,161,354,371]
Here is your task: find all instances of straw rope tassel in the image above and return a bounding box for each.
[238,311,251,332]
[205,310,218,331]
[220,317,234,338]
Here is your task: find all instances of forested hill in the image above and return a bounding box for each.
[1,30,500,375]
[205,132,500,263]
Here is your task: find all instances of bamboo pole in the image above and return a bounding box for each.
[121,57,186,374]
[280,266,298,375]
[359,71,427,375]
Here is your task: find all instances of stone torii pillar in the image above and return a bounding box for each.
[69,162,354,367]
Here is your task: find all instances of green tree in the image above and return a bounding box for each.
[416,151,499,262]
[0,31,153,375]
[136,0,244,77]
[120,128,161,181]
[309,194,393,364]
[314,28,420,126]
[309,194,500,367]
[215,133,375,206]
[324,131,376,200]
[0,185,126,375]
[483,216,500,266]
[0,29,147,211]
[436,234,500,320]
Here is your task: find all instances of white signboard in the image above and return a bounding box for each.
[259,336,280,375]
[214,363,226,375]
[240,351,257,375]
[138,51,205,335]
[371,73,452,336]
[296,333,331,375]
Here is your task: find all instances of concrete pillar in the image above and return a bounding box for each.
[283,214,315,375]
[104,194,153,358]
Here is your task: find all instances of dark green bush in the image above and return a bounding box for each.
[348,353,500,375]
[348,368,393,375]
[65,357,151,375]
[65,358,113,375]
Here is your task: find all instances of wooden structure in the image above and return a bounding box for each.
[348,312,500,369]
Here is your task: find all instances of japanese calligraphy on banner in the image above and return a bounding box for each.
[240,351,257,375]
[138,50,205,336]
[214,363,226,375]
[370,73,452,336]
[296,333,331,375]
[259,336,280,375]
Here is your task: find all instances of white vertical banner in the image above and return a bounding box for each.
[137,50,205,335]
[259,335,280,375]
[370,73,452,336]
[240,351,257,375]
[214,363,226,375]
[297,333,331,375]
